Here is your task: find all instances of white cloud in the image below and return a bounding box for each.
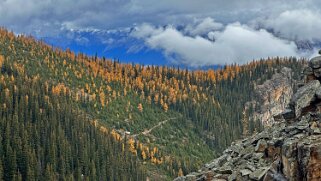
[131,23,165,38]
[1,0,320,67]
[132,23,298,66]
[1,0,320,36]
[75,36,89,46]
[184,17,223,36]
[259,9,321,41]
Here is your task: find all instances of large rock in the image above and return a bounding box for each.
[303,66,313,75]
[204,154,228,170]
[217,165,233,174]
[310,121,321,134]
[314,68,321,78]
[266,141,282,158]
[249,167,269,180]
[306,142,321,180]
[173,177,185,181]
[274,109,295,121]
[255,139,267,152]
[298,137,321,181]
[309,55,321,69]
[282,140,300,180]
[282,157,299,181]
[240,169,252,176]
[184,174,196,181]
[315,86,321,99]
[290,80,320,117]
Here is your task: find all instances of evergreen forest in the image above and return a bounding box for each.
[0,28,305,180]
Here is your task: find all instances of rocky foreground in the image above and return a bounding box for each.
[175,54,321,181]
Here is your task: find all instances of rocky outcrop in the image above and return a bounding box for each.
[175,52,321,181]
[174,118,321,181]
[289,80,320,118]
[250,67,294,126]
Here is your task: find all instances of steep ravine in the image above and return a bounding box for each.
[175,54,321,181]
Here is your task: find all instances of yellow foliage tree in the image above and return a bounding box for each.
[141,150,147,160]
[147,96,152,105]
[0,55,4,68]
[154,94,159,104]
[163,103,168,112]
[137,103,143,112]
[99,91,105,107]
[178,168,184,177]
[128,138,137,155]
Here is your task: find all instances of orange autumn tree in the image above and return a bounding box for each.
[137,103,143,112]
[163,103,168,112]
[99,91,106,107]
[0,55,4,68]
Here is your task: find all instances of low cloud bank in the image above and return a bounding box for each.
[131,21,299,66]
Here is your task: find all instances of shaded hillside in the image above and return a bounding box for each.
[0,28,306,179]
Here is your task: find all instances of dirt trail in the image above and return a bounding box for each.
[132,117,178,137]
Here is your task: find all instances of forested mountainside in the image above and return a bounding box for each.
[0,28,306,180]
[175,54,321,181]
[0,59,146,180]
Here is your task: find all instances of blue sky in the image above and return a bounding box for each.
[1,0,321,67]
[42,28,169,66]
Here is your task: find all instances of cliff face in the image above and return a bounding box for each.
[249,67,294,126]
[175,56,321,181]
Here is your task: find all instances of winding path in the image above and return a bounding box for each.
[132,117,178,138]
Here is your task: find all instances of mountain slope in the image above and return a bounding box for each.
[175,55,321,181]
[0,54,146,180]
[0,28,306,179]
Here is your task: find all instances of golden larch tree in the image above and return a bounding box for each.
[137,103,143,112]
